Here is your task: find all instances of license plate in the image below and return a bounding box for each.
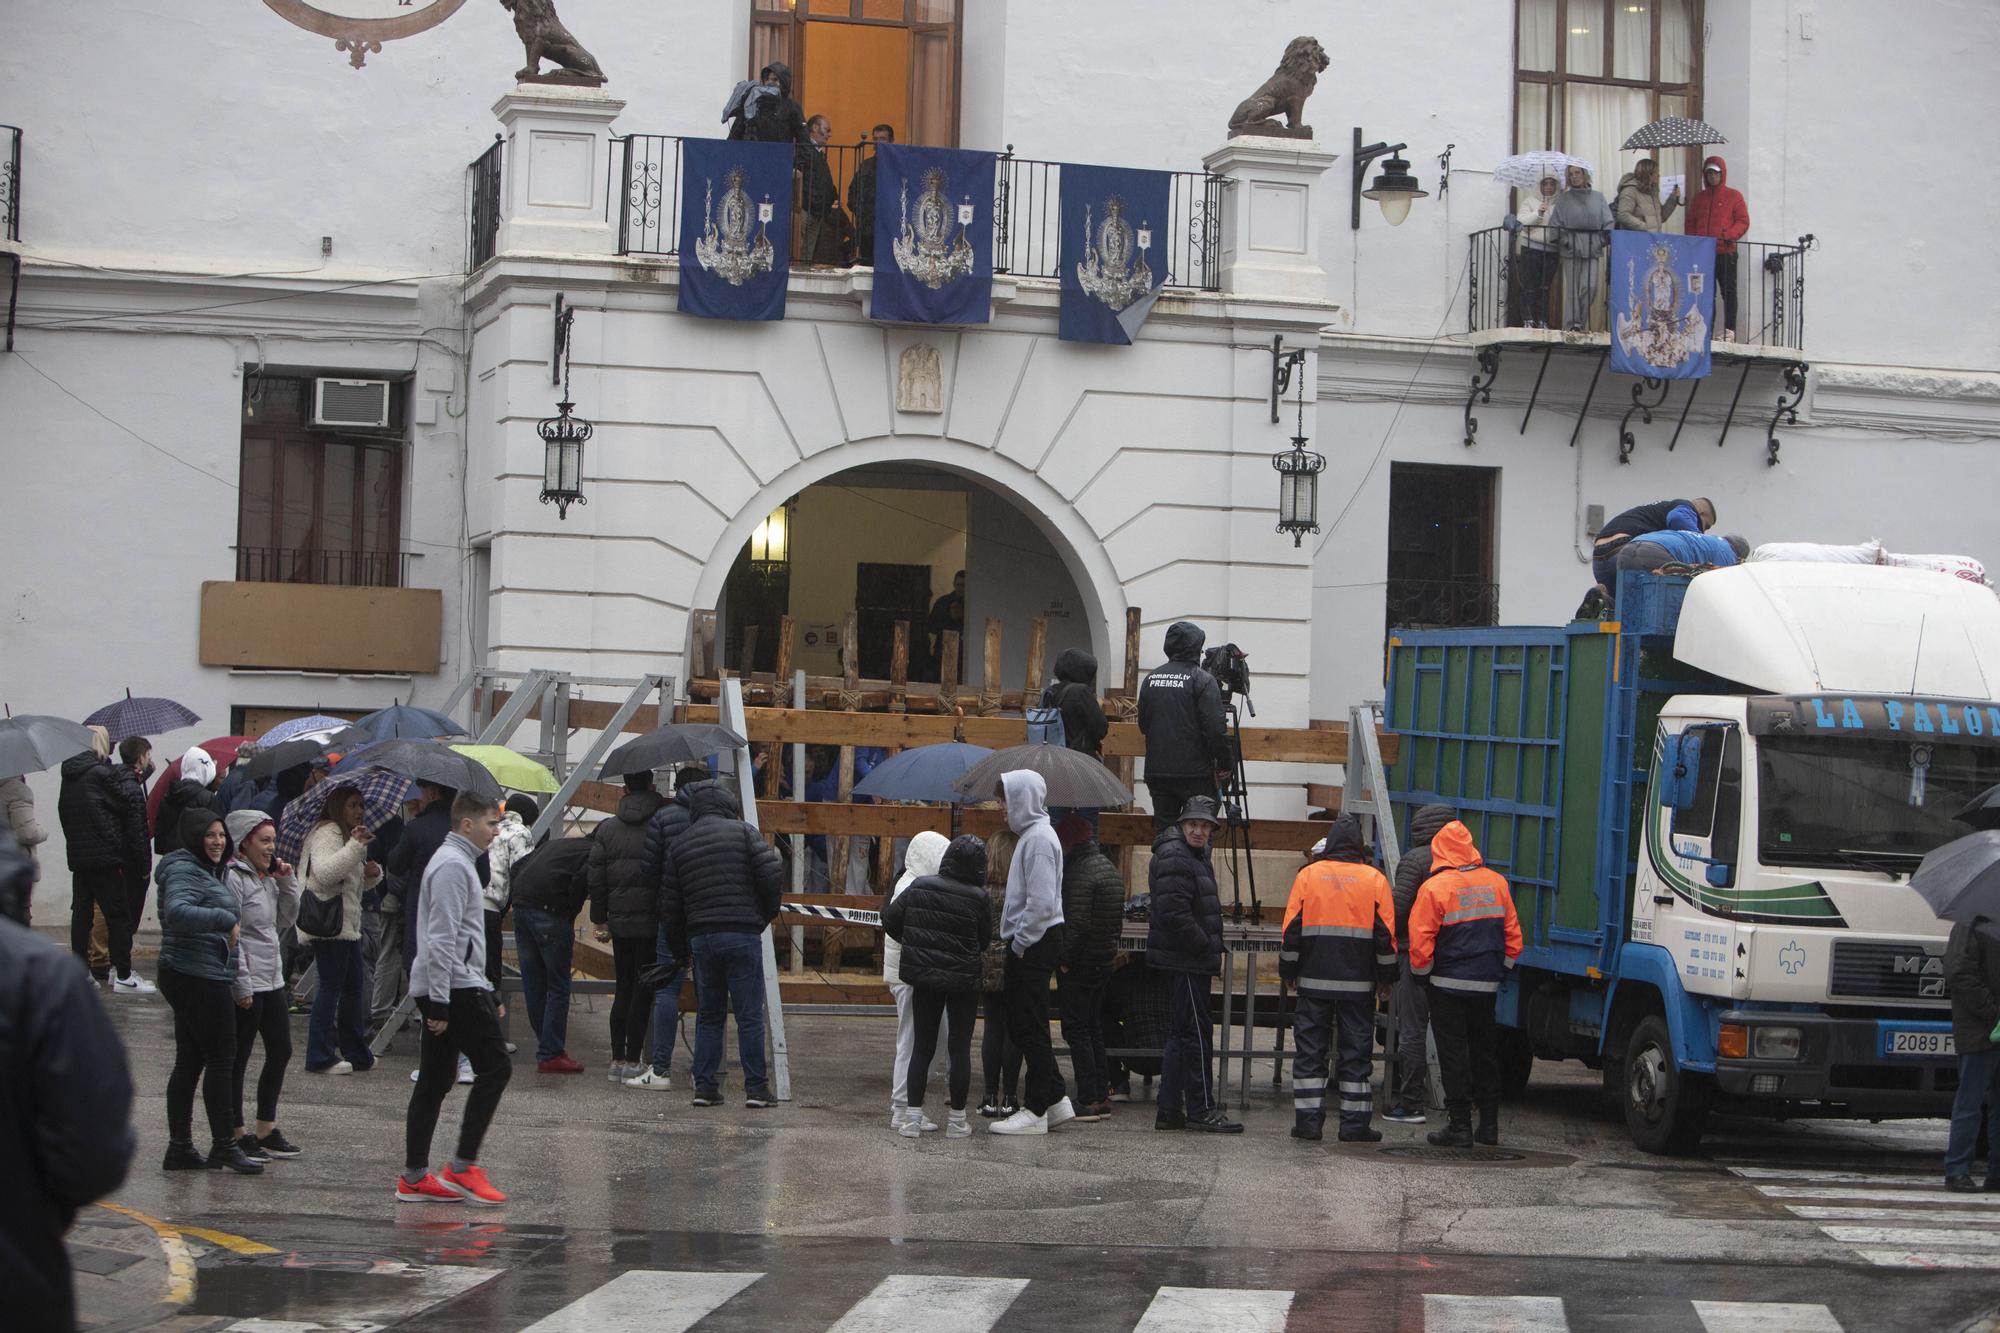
[1884,1029,1955,1057]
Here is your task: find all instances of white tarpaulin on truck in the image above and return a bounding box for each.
[1673,564,2000,697]
[1749,539,1989,585]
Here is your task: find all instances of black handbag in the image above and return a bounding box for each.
[296,840,345,939]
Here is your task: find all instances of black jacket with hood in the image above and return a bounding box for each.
[154,779,219,857]
[0,827,135,1333]
[1947,922,2000,1055]
[507,836,593,921]
[883,835,991,992]
[589,786,666,940]
[640,782,703,901]
[1040,647,1109,757]
[1137,622,1228,781]
[661,784,784,960]
[57,753,128,873]
[732,63,806,145]
[1145,823,1222,975]
[1392,804,1457,949]
[1061,840,1126,979]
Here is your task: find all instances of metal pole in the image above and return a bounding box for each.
[723,677,791,1102]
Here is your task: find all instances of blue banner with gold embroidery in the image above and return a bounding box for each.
[1610,231,1717,379]
[1059,163,1170,344]
[678,138,792,321]
[871,144,996,325]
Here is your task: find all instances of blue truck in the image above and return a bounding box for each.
[1385,563,2000,1152]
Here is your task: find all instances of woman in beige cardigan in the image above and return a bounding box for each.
[301,787,382,1074]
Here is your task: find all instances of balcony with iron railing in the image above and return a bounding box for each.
[1,123,20,244]
[1384,578,1501,633]
[233,546,415,589]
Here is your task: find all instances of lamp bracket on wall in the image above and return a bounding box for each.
[1271,335,1308,424]
[552,292,573,386]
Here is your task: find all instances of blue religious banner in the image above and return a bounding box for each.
[678,138,792,322]
[1610,231,1718,379]
[871,144,996,325]
[1059,162,1171,345]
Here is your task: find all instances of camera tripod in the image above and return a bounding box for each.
[1216,695,1259,922]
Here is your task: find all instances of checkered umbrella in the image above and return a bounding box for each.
[260,714,354,745]
[82,692,200,739]
[1622,117,1728,150]
[275,765,415,866]
[1493,150,1595,190]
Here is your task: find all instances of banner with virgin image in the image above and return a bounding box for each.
[678,138,793,321]
[1059,163,1170,344]
[870,144,997,325]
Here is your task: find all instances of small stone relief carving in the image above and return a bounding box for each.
[897,343,944,414]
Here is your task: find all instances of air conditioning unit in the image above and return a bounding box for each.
[312,378,393,430]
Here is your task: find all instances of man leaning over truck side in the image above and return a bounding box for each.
[1589,497,1716,595]
[1408,821,1524,1148]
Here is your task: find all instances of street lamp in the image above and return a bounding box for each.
[1272,345,1324,547]
[539,298,593,520]
[1353,127,1430,228]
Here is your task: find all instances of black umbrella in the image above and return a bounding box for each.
[951,742,1133,809]
[596,724,747,779]
[338,738,502,801]
[240,738,325,781]
[1957,784,2000,833]
[1909,830,2000,939]
[0,715,97,782]
[1622,117,1728,150]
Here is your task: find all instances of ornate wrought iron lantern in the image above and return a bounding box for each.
[748,498,794,575]
[539,300,592,519]
[1272,347,1324,547]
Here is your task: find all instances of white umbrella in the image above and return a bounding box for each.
[1494,150,1595,190]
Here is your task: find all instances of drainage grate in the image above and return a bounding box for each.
[1379,1145,1529,1164]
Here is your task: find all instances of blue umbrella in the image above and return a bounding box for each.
[853,742,994,804]
[261,714,354,745]
[275,765,417,866]
[83,692,200,739]
[331,704,468,747]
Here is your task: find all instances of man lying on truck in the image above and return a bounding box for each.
[1611,530,1750,589]
[1591,496,1716,589]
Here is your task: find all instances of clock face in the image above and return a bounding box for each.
[264,0,467,67]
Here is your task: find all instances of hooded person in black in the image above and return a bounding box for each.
[589,773,667,1078]
[1384,803,1456,1123]
[882,834,990,1135]
[1040,647,1108,758]
[1137,622,1229,835]
[731,62,806,146]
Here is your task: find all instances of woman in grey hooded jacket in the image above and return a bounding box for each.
[1551,165,1615,331]
[225,809,302,1163]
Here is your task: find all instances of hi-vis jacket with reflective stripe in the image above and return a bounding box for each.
[1407,821,1523,995]
[1278,828,1398,996]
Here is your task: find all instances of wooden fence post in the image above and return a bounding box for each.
[1023,617,1047,710]
[980,619,1003,715]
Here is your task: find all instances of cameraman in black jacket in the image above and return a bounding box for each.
[1137,622,1229,835]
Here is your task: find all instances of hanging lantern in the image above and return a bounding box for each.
[1273,437,1324,546]
[537,397,592,520]
[748,499,794,572]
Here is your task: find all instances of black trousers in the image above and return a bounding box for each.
[232,988,294,1127]
[1157,968,1217,1118]
[405,988,514,1174]
[610,933,657,1063]
[1715,250,1740,334]
[1292,991,1376,1130]
[1002,930,1067,1115]
[981,989,1021,1105]
[1427,985,1501,1123]
[159,962,237,1146]
[1058,970,1109,1106]
[70,866,133,979]
[1145,779,1217,837]
[483,909,505,993]
[906,987,978,1110]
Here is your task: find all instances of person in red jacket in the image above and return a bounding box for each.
[1686,155,1750,341]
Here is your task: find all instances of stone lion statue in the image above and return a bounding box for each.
[1227,36,1329,139]
[501,0,605,84]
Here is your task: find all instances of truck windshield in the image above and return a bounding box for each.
[1759,735,2000,868]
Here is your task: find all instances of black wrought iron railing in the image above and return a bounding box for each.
[1385,579,1500,631]
[2,124,21,243]
[613,135,1226,292]
[1466,225,1811,351]
[235,546,412,589]
[467,136,502,271]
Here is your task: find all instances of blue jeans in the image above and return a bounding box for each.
[306,937,374,1071]
[650,922,687,1076]
[1946,1045,2000,1180]
[690,931,767,1094]
[513,906,574,1064]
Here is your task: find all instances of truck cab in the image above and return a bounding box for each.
[1386,562,2000,1152]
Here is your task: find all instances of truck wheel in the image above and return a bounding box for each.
[1499,1028,1534,1101]
[1623,1015,1712,1155]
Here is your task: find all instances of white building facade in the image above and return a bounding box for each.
[5,1,1998,917]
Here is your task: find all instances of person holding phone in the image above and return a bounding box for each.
[301,787,381,1075]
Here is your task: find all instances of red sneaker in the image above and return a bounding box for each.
[440,1163,508,1206]
[396,1172,459,1203]
[537,1053,585,1074]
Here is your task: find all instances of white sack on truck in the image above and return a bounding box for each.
[1751,538,1988,586]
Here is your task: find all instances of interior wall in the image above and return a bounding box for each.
[786,483,966,676]
[803,20,911,143]
[964,483,1094,693]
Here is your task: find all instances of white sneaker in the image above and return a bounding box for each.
[456,1057,474,1085]
[328,1061,353,1075]
[990,1108,1048,1136]
[624,1068,672,1090]
[897,1116,923,1139]
[913,1109,939,1132]
[1046,1096,1077,1128]
[946,1110,972,1138]
[503,1041,518,1055]
[409,1068,421,1083]
[113,973,158,995]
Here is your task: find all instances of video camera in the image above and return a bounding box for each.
[1202,642,1252,705]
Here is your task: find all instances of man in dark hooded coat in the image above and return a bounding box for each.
[731,63,806,146]
[1137,622,1228,835]
[1040,647,1108,758]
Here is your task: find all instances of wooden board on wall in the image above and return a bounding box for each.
[199,582,442,675]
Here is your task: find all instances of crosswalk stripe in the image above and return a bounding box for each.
[1854,1249,2000,1270]
[1821,1225,2000,1247]
[1692,1300,1842,1332]
[1788,1205,2000,1224]
[1754,1186,2000,1205]
[1132,1285,1294,1332]
[1728,1167,1936,1185]
[1423,1294,1568,1332]
[518,1270,765,1332]
[825,1275,1028,1332]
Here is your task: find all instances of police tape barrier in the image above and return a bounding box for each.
[781,902,1285,950]
[780,901,884,927]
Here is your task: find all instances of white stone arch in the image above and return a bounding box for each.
[690,437,1128,680]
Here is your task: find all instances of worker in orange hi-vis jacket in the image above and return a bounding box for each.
[1279,815,1398,1143]
[1407,820,1524,1149]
